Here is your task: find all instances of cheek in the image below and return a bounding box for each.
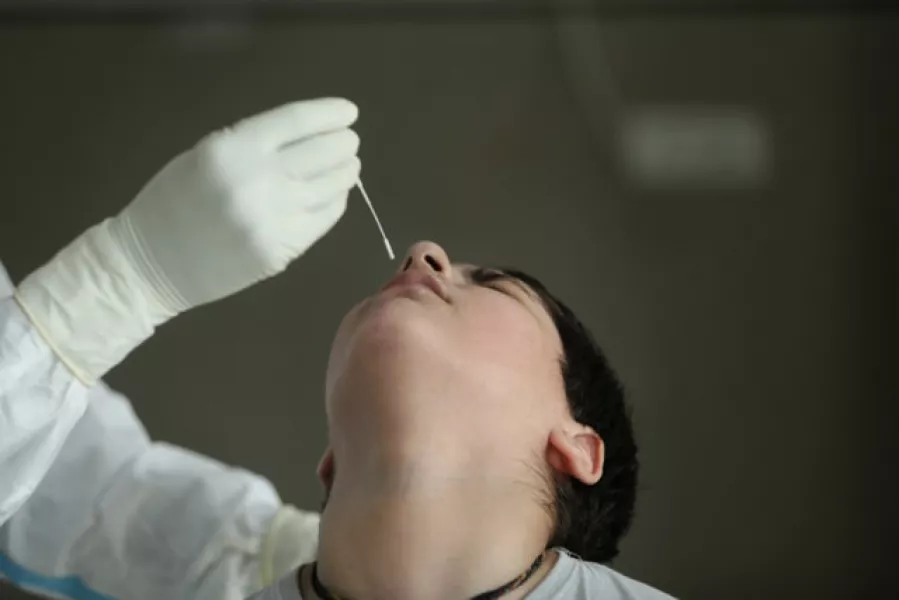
[453,301,557,395]
[465,316,536,359]
[451,307,564,450]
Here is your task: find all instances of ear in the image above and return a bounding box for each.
[546,426,604,485]
[316,447,335,490]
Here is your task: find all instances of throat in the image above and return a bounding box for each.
[313,481,555,600]
[311,552,548,600]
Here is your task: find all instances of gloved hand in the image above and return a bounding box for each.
[16,98,360,384]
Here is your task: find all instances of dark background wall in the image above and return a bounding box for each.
[0,4,897,599]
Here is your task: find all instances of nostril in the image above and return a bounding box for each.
[402,256,413,270]
[424,254,443,272]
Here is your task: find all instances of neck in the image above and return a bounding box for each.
[314,456,556,600]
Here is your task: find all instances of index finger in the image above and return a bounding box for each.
[231,98,359,151]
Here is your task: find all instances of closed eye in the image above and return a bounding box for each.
[466,266,555,329]
[467,267,527,299]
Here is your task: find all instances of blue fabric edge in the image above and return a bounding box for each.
[0,550,117,600]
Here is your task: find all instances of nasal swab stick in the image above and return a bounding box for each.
[356,178,395,260]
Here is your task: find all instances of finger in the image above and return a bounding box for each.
[232,98,358,152]
[310,195,349,223]
[291,195,349,251]
[304,157,362,200]
[279,128,360,179]
[286,193,349,228]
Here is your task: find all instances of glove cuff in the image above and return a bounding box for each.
[260,505,321,588]
[14,218,176,384]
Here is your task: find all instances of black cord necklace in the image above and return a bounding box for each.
[311,552,546,600]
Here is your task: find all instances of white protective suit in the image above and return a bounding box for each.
[0,97,361,600]
[0,260,319,599]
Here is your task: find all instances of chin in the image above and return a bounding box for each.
[356,295,443,348]
[328,296,446,386]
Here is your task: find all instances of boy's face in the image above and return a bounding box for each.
[320,241,571,484]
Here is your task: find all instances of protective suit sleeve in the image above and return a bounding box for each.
[0,262,320,599]
[0,269,90,526]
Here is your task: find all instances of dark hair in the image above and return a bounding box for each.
[473,267,639,564]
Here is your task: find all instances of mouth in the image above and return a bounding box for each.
[381,271,450,303]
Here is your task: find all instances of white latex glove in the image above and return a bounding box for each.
[16,98,360,384]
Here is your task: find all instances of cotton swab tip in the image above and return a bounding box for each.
[355,178,395,261]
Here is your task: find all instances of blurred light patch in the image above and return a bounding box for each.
[620,108,771,189]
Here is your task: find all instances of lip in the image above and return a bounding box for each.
[381,270,450,303]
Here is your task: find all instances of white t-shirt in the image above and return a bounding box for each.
[246,550,675,600]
